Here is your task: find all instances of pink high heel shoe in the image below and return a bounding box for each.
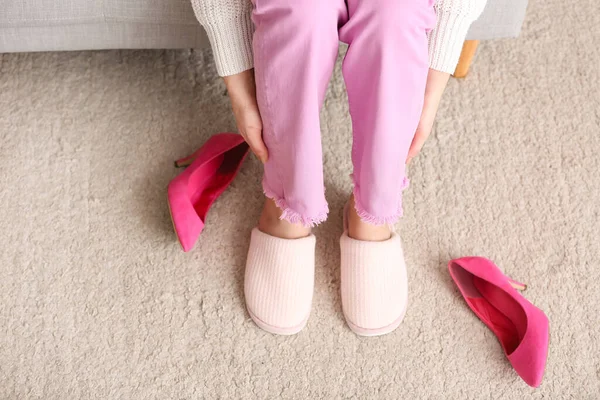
[168,133,249,252]
[448,257,549,387]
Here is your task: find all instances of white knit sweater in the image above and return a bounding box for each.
[191,0,487,76]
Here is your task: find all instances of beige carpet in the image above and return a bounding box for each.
[1,0,599,398]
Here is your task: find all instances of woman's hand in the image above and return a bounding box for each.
[223,70,268,164]
[407,69,451,164]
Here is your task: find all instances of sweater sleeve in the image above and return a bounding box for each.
[428,0,487,74]
[190,0,255,76]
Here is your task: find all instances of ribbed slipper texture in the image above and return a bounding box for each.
[340,232,407,330]
[244,228,315,330]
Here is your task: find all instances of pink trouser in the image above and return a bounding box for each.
[252,0,436,226]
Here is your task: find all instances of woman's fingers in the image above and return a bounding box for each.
[242,124,269,164]
[234,98,268,163]
[224,69,268,163]
[406,69,450,164]
[407,128,428,164]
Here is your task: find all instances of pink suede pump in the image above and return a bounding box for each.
[448,257,549,387]
[168,133,249,252]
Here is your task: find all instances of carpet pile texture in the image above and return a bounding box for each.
[1,0,598,397]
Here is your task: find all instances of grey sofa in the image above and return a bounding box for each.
[0,0,527,54]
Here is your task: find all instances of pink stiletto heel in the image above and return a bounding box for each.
[173,140,217,168]
[174,152,199,168]
[448,257,549,387]
[508,277,527,291]
[167,133,249,252]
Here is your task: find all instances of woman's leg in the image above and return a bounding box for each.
[338,0,436,336]
[339,0,436,236]
[252,0,347,229]
[246,1,348,335]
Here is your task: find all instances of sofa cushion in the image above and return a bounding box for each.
[0,0,198,27]
[103,0,199,25]
[0,1,104,26]
[467,0,528,40]
[0,0,527,53]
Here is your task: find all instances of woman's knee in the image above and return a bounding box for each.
[359,0,436,37]
[256,0,340,34]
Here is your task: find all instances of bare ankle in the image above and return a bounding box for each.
[347,196,392,242]
[258,198,311,239]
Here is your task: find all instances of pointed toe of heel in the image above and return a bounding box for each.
[449,257,549,387]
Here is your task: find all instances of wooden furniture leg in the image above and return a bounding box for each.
[453,40,479,78]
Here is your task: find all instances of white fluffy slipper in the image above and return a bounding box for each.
[244,228,315,335]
